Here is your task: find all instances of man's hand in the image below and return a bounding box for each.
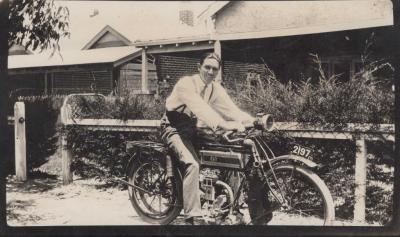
[241,117,256,129]
[218,121,246,132]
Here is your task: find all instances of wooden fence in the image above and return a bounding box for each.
[59,94,394,224]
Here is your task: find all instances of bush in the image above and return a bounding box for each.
[7,95,65,174]
[66,93,164,120]
[226,55,394,126]
[224,53,394,224]
[66,127,159,183]
[63,93,164,184]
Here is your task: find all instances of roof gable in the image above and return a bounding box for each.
[197,1,230,22]
[82,25,131,50]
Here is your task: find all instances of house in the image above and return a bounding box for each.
[8,1,394,96]
[134,0,394,91]
[8,1,210,96]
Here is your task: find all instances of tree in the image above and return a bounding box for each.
[9,0,70,54]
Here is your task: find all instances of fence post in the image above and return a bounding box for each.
[61,133,73,184]
[354,138,367,223]
[60,98,73,185]
[14,102,27,181]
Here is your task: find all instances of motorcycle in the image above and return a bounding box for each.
[125,114,335,225]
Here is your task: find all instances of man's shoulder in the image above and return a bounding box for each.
[211,81,225,91]
[176,74,198,87]
[178,74,198,81]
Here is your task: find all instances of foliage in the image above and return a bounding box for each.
[365,141,394,224]
[295,138,357,220]
[366,185,393,224]
[66,94,164,121]
[7,95,65,174]
[297,54,394,128]
[65,127,159,185]
[227,55,394,127]
[9,0,70,53]
[62,94,163,185]
[224,52,394,224]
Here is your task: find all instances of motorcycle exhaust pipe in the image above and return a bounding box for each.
[215,180,235,215]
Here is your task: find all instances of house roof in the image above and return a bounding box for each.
[196,1,230,23]
[8,46,140,70]
[82,25,132,50]
[212,1,394,41]
[136,0,394,44]
[55,1,211,52]
[8,1,212,69]
[132,34,212,47]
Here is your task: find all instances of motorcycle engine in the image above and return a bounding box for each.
[199,168,220,201]
[199,168,246,224]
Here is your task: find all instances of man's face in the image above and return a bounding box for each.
[198,58,220,84]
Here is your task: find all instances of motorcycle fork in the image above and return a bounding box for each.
[249,139,288,207]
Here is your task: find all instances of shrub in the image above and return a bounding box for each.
[7,95,65,174]
[224,52,394,224]
[63,93,164,183]
[66,127,159,183]
[66,93,164,120]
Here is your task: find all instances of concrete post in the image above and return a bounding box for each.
[60,98,73,185]
[14,102,27,181]
[61,134,73,184]
[354,138,367,223]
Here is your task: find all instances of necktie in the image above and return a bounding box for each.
[200,84,208,101]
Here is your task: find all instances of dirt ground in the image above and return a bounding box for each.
[7,174,376,227]
[6,175,155,226]
[6,154,377,227]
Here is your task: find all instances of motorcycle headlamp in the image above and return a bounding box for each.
[255,114,274,131]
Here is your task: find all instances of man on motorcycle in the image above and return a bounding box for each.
[160,52,269,225]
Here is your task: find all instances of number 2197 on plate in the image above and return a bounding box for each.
[291,144,313,159]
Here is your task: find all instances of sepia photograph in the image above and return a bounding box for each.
[1,0,399,235]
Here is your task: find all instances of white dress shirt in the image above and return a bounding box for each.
[166,74,254,131]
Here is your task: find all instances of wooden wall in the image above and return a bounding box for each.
[118,63,157,94]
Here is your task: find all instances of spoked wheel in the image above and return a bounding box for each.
[127,154,182,224]
[264,164,335,226]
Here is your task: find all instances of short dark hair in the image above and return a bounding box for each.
[199,52,221,68]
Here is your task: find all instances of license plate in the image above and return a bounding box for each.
[291,144,313,159]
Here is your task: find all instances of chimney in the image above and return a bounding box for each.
[179,1,194,26]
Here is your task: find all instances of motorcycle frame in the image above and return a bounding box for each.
[124,136,322,216]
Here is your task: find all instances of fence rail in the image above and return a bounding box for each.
[58,94,395,224]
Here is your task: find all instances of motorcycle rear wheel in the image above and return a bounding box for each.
[127,153,183,225]
[261,164,335,225]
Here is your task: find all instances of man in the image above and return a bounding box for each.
[160,52,265,225]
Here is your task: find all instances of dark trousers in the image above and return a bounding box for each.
[161,112,202,218]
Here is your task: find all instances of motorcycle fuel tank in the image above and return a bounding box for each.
[199,150,249,169]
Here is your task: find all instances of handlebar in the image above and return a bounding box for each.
[222,130,243,143]
[221,114,274,143]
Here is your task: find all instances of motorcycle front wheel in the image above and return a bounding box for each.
[127,153,183,225]
[261,164,335,226]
